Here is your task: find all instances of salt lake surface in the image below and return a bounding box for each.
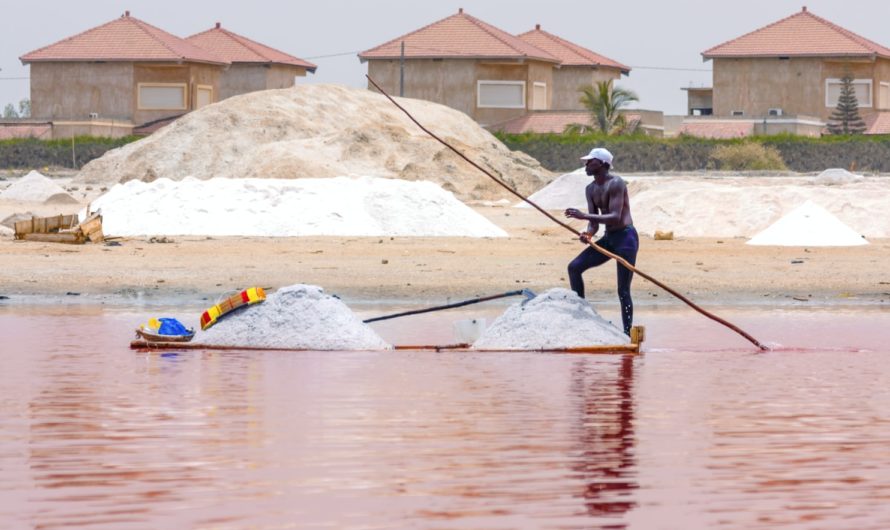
[2,303,889,529]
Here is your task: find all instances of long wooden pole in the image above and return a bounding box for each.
[366,75,768,351]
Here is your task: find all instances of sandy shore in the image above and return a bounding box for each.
[1,205,888,307]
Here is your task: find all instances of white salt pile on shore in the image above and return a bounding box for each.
[0,170,77,203]
[85,176,507,237]
[194,284,391,350]
[747,200,868,246]
[74,84,551,202]
[472,288,629,350]
[523,171,890,238]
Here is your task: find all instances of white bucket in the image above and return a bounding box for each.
[452,318,487,344]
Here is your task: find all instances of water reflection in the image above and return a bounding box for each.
[571,355,638,526]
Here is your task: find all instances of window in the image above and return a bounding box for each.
[531,82,547,110]
[825,78,872,108]
[880,82,890,110]
[138,83,187,110]
[731,110,744,116]
[477,81,525,109]
[196,85,213,109]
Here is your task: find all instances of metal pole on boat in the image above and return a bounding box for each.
[363,289,535,323]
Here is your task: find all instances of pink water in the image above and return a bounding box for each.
[2,303,890,529]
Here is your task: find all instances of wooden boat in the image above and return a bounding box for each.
[131,326,645,354]
[135,327,196,343]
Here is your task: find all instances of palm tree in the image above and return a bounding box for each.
[573,80,639,135]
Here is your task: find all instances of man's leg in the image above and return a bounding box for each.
[568,246,609,298]
[614,229,640,335]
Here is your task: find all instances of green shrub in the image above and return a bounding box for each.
[708,143,787,170]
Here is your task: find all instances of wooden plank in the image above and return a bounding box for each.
[22,232,84,244]
[78,213,104,243]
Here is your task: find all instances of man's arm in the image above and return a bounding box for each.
[585,185,599,236]
[587,179,626,225]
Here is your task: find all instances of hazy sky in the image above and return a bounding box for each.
[2,0,889,116]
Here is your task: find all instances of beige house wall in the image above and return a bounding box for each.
[30,62,134,121]
[366,58,556,125]
[132,63,220,125]
[551,66,623,110]
[712,57,890,121]
[218,64,307,100]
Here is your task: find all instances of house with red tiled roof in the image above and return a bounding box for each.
[517,24,629,111]
[17,12,317,139]
[359,9,640,131]
[19,11,228,138]
[683,6,890,137]
[187,23,316,101]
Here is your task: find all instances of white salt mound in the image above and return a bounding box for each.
[517,167,589,209]
[747,200,868,247]
[74,84,552,202]
[194,284,391,350]
[0,170,77,203]
[472,288,629,350]
[0,225,12,237]
[814,168,863,186]
[84,176,507,237]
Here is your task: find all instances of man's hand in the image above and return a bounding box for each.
[579,232,592,243]
[565,208,586,220]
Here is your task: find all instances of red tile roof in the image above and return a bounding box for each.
[678,121,754,139]
[703,7,890,59]
[187,24,316,72]
[359,9,558,63]
[517,26,630,73]
[20,12,226,65]
[863,111,890,134]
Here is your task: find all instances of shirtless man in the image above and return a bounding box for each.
[564,147,639,335]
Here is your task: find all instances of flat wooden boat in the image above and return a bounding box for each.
[130,327,644,354]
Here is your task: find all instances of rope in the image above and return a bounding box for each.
[366,74,768,351]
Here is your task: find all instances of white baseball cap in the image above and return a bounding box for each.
[580,147,613,165]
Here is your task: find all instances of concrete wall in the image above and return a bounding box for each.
[366,58,557,125]
[551,66,623,110]
[30,62,134,121]
[711,57,887,121]
[218,64,306,100]
[131,63,221,125]
[685,89,713,115]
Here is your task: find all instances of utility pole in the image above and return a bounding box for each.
[399,41,405,97]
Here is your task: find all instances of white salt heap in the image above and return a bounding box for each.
[85,175,507,237]
[521,171,890,239]
[74,84,551,202]
[472,288,629,350]
[0,170,77,203]
[194,284,391,350]
[747,200,868,246]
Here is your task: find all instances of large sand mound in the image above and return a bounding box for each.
[74,84,551,202]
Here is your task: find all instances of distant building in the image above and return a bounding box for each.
[187,23,316,101]
[359,9,660,135]
[17,12,315,139]
[682,7,890,137]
